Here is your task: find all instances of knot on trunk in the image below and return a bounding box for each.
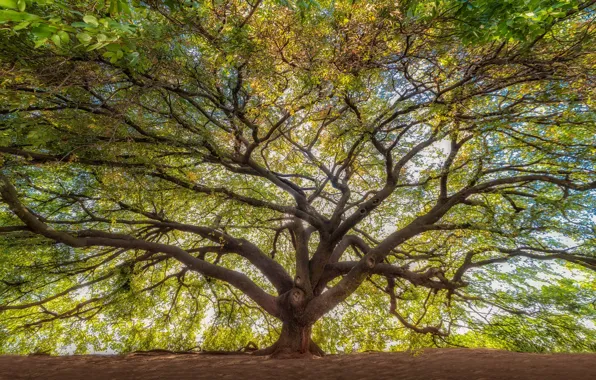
[290,288,306,309]
[277,287,308,321]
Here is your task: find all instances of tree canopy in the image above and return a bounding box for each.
[0,0,595,355]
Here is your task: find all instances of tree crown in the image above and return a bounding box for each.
[0,0,595,354]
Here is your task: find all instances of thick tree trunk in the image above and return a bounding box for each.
[252,287,324,358]
[253,321,324,358]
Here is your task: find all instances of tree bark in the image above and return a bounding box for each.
[253,321,324,358]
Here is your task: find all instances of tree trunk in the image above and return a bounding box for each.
[253,321,324,358]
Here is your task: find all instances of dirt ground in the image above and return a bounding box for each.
[0,348,595,380]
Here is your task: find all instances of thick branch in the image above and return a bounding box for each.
[0,175,281,318]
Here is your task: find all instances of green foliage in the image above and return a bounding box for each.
[0,0,595,355]
[407,0,582,42]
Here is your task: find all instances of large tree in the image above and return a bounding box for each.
[1,0,596,356]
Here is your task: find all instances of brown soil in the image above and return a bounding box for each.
[1,348,594,380]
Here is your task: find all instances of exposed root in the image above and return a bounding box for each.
[251,339,325,358]
[309,340,325,357]
[129,342,259,356]
[251,343,278,356]
[126,341,324,359]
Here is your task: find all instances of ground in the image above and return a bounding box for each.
[1,348,595,380]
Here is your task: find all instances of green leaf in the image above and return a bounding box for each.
[71,21,90,28]
[57,30,69,43]
[82,15,98,27]
[109,0,119,16]
[129,51,139,63]
[16,0,24,12]
[31,24,55,39]
[76,32,92,44]
[50,33,61,47]
[86,42,104,51]
[119,1,131,15]
[0,9,39,21]
[0,0,17,10]
[105,43,121,51]
[163,0,177,10]
[12,20,29,30]
[33,37,47,48]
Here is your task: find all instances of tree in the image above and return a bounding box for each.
[1,0,596,356]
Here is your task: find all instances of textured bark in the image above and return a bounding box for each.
[252,287,324,358]
[253,321,324,358]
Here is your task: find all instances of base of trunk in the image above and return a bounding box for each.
[252,322,325,358]
[252,339,325,358]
